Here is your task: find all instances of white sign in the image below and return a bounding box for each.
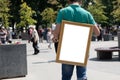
[56,20,93,66]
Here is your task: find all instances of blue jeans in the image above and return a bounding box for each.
[1,38,6,44]
[62,64,87,80]
[32,41,39,53]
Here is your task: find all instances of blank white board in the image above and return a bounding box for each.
[56,20,93,66]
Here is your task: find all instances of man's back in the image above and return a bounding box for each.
[56,4,96,25]
[53,1,100,80]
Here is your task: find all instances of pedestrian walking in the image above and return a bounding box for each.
[0,27,7,44]
[6,27,13,43]
[52,0,100,80]
[38,27,44,43]
[28,25,40,55]
[47,28,53,49]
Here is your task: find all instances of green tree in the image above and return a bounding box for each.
[9,0,21,28]
[57,0,67,8]
[0,0,10,28]
[82,0,91,9]
[18,1,37,28]
[24,0,60,28]
[87,0,108,24]
[101,0,114,26]
[111,0,120,24]
[41,8,56,27]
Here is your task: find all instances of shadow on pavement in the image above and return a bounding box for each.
[32,60,56,64]
[89,57,120,62]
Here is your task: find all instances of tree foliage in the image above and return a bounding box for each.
[9,0,21,27]
[0,0,10,28]
[87,0,108,24]
[17,1,37,28]
[111,0,120,24]
[41,8,56,27]
[1,0,120,29]
[101,0,114,26]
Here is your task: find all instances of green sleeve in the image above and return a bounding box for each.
[55,9,63,24]
[88,12,96,25]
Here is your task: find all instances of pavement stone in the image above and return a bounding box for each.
[2,39,120,80]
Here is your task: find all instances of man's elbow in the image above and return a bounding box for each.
[96,32,100,36]
[93,25,100,36]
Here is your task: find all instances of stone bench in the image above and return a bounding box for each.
[95,47,120,60]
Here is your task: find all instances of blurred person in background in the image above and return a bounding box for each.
[0,27,7,44]
[28,25,40,55]
[38,27,44,43]
[6,27,13,43]
[47,28,53,49]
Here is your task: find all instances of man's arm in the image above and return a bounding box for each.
[93,24,100,36]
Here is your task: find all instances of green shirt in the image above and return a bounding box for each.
[56,4,96,25]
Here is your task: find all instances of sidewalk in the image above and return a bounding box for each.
[3,40,120,80]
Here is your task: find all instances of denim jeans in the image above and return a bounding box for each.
[32,41,39,53]
[62,64,87,80]
[1,38,6,44]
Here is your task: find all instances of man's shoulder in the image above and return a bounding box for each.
[80,7,90,13]
[59,6,72,11]
[59,7,67,12]
[60,6,90,13]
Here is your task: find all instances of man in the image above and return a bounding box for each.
[52,0,100,80]
[28,25,40,55]
[0,27,7,44]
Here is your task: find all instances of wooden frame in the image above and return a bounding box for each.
[56,20,93,67]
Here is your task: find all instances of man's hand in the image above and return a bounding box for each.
[52,36,59,42]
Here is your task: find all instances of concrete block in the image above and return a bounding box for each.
[0,44,27,79]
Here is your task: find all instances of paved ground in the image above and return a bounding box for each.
[3,39,120,80]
